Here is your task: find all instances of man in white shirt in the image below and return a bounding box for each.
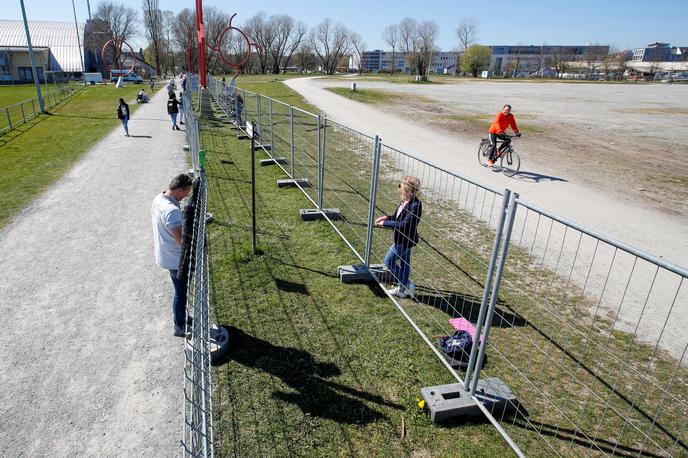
[151,173,193,337]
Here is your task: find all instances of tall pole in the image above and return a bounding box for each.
[71,0,86,86]
[86,0,92,21]
[194,0,207,87]
[19,0,45,113]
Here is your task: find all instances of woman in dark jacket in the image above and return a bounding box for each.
[117,98,129,137]
[375,176,422,298]
[167,93,182,130]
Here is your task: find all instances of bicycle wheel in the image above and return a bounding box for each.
[500,148,521,177]
[478,139,491,167]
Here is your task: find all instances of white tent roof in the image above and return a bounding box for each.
[0,20,84,72]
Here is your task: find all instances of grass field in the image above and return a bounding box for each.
[204,78,688,456]
[201,82,512,456]
[0,84,155,228]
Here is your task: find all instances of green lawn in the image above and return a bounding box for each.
[0,83,82,108]
[201,90,512,456]
[0,84,150,228]
[205,78,688,456]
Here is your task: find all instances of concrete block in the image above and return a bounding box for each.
[421,378,517,423]
[256,143,272,151]
[277,178,311,188]
[300,208,342,221]
[260,157,287,166]
[338,264,391,283]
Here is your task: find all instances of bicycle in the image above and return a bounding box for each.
[478,135,521,177]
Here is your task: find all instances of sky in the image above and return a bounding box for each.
[5,0,687,52]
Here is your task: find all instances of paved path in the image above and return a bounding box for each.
[0,86,187,455]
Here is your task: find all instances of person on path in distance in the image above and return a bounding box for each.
[178,91,185,125]
[487,104,520,167]
[151,173,194,337]
[375,176,423,298]
[149,78,154,92]
[117,98,130,137]
[166,79,175,97]
[167,93,182,130]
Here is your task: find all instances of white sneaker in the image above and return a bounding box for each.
[387,286,409,298]
[407,281,416,297]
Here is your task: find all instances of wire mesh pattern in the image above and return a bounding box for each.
[0,81,82,135]
[203,75,688,457]
[181,84,215,457]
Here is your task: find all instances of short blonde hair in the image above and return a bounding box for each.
[400,176,421,198]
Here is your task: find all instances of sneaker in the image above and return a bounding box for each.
[387,286,409,299]
[180,121,185,125]
[407,281,416,297]
[173,326,185,337]
[487,160,495,167]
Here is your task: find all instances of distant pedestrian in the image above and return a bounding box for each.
[167,93,182,130]
[166,79,175,97]
[151,173,194,337]
[117,97,129,137]
[181,74,187,91]
[149,78,154,92]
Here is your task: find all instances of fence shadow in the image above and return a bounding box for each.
[217,326,391,425]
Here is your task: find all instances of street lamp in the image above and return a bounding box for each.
[19,0,45,113]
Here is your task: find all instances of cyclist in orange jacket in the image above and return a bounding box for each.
[487,104,520,166]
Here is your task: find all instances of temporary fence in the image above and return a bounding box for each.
[205,75,688,457]
[180,82,216,457]
[0,81,82,135]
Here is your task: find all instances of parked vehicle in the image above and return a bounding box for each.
[84,72,103,84]
[110,70,143,83]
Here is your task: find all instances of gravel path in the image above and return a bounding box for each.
[0,87,187,455]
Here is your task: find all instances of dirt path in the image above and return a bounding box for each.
[0,87,187,455]
[286,77,687,270]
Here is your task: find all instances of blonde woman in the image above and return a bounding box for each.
[375,176,423,298]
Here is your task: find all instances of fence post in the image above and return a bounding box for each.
[256,93,262,139]
[269,98,274,155]
[463,189,512,389]
[317,115,325,210]
[6,108,12,130]
[20,104,26,124]
[469,192,519,397]
[31,99,35,116]
[290,106,295,179]
[364,136,382,268]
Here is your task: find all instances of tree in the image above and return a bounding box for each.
[415,21,438,76]
[244,12,275,74]
[350,32,366,74]
[309,19,351,75]
[173,8,196,72]
[281,21,307,74]
[585,45,607,80]
[461,44,491,77]
[203,6,230,74]
[162,10,176,74]
[455,17,478,51]
[141,0,164,75]
[382,24,399,74]
[553,47,575,78]
[294,41,316,73]
[94,1,138,70]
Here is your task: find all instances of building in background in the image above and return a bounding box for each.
[360,50,459,74]
[0,20,84,83]
[488,45,610,77]
[632,43,688,62]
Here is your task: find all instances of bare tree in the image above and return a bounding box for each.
[585,45,607,80]
[162,10,175,74]
[455,17,478,51]
[94,1,138,69]
[382,24,399,74]
[141,0,164,75]
[173,8,196,72]
[203,6,230,74]
[416,21,438,76]
[267,15,303,74]
[553,47,574,78]
[350,32,366,74]
[243,12,275,74]
[398,18,417,74]
[309,19,351,75]
[294,41,316,73]
[281,21,307,74]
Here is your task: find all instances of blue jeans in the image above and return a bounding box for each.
[170,112,178,126]
[169,270,188,328]
[120,116,129,135]
[384,244,413,288]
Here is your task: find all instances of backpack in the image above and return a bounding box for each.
[438,330,473,361]
[167,99,177,114]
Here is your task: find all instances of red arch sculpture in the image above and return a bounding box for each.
[100,38,137,77]
[206,14,260,78]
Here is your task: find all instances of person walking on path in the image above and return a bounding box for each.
[375,176,423,298]
[117,98,130,137]
[166,79,175,97]
[149,78,154,92]
[167,93,182,130]
[151,173,194,337]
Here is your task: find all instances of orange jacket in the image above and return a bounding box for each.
[488,112,518,134]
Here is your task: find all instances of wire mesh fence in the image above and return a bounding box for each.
[181,84,215,457]
[0,81,82,135]
[203,75,687,456]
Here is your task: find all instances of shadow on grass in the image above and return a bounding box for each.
[512,418,667,458]
[218,326,397,424]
